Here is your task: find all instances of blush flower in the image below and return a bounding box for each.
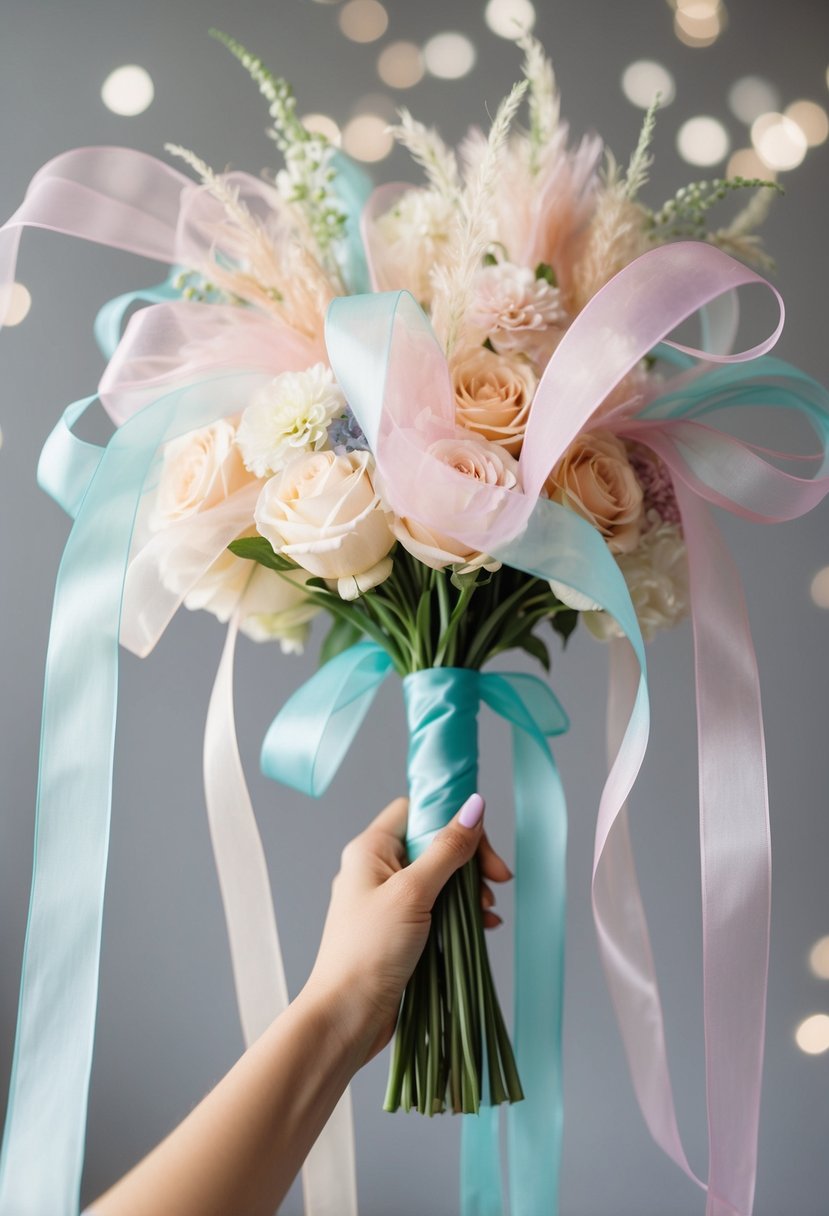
[451,345,537,456]
[372,189,457,306]
[254,449,394,600]
[468,262,567,356]
[236,363,345,478]
[546,430,645,555]
[391,434,519,572]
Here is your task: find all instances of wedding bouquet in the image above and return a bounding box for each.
[2,28,827,1216]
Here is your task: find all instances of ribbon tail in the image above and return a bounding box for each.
[681,491,770,1216]
[205,617,358,1216]
[507,721,567,1216]
[602,639,698,1181]
[461,1107,503,1216]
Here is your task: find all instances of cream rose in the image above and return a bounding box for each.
[254,450,394,600]
[451,345,537,457]
[391,434,519,572]
[585,520,690,642]
[239,565,320,652]
[152,419,253,530]
[546,430,645,555]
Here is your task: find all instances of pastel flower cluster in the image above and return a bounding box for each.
[144,35,778,651]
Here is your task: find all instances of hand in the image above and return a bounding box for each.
[304,794,512,1064]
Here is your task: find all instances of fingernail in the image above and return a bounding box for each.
[458,792,485,829]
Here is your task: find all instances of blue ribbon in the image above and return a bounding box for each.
[0,371,272,1216]
[261,642,569,1216]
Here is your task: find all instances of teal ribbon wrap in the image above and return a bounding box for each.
[261,641,570,1216]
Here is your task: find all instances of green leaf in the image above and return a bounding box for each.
[319,615,363,667]
[517,631,551,672]
[482,337,496,352]
[534,261,557,286]
[551,609,579,647]
[228,536,295,572]
[482,251,498,267]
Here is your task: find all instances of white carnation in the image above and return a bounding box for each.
[585,519,690,642]
[237,363,345,478]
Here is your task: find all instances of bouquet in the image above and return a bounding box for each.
[1,28,828,1216]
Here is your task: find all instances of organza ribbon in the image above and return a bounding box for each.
[261,640,570,1216]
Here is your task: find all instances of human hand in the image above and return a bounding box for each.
[304,794,512,1065]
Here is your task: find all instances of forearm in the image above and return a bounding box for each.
[90,987,365,1216]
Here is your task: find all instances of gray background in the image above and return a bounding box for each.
[1,1,828,1213]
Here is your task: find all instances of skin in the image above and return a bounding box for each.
[90,796,511,1216]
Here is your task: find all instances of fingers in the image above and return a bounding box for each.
[483,911,503,930]
[480,880,495,910]
[367,796,409,839]
[403,793,485,908]
[478,831,512,884]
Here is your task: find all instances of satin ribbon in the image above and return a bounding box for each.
[261,641,570,1216]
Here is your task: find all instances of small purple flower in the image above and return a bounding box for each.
[327,406,371,455]
[628,446,682,527]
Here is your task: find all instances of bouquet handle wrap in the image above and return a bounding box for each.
[403,668,479,861]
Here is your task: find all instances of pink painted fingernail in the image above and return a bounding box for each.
[458,792,485,829]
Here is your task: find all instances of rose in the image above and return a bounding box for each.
[255,450,394,600]
[546,430,644,555]
[451,345,537,456]
[391,434,519,572]
[151,419,254,530]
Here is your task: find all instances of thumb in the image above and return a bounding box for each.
[405,793,485,908]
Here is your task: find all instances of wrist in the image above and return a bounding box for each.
[295,973,378,1071]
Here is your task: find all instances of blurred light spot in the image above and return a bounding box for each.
[795,1013,829,1055]
[485,0,536,40]
[751,112,807,171]
[338,0,388,43]
[377,41,424,89]
[301,113,342,146]
[423,32,477,80]
[809,936,829,980]
[352,93,398,123]
[728,76,780,125]
[674,3,725,47]
[677,116,730,166]
[621,60,676,108]
[101,65,154,116]
[342,114,393,162]
[726,147,776,180]
[785,99,829,147]
[809,566,829,609]
[0,282,32,327]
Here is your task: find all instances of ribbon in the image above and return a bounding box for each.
[261,641,570,1216]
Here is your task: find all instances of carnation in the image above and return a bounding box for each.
[236,363,345,478]
[585,516,690,642]
[468,262,567,356]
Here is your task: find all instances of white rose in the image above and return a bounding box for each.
[239,566,320,653]
[255,450,394,600]
[152,419,254,530]
[391,434,520,572]
[584,520,690,642]
[236,363,345,478]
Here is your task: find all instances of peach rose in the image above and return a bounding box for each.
[451,345,537,456]
[152,419,253,530]
[254,450,394,600]
[391,434,520,572]
[546,430,644,555]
